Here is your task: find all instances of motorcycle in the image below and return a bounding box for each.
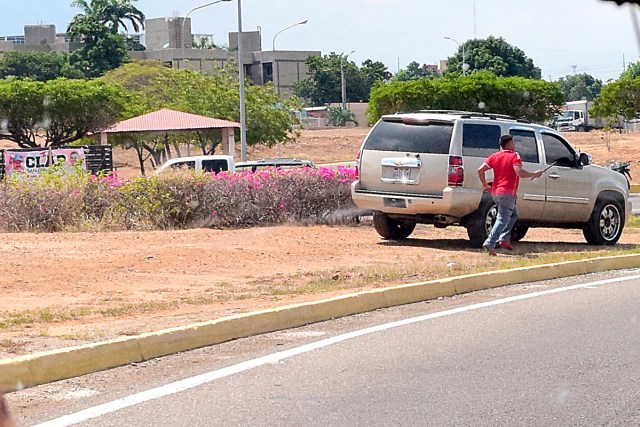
[606,161,632,189]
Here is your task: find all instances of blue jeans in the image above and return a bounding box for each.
[483,194,518,249]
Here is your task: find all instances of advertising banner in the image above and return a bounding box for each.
[4,149,86,178]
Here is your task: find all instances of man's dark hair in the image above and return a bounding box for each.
[499,134,513,147]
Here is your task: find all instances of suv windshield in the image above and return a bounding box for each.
[364,120,453,154]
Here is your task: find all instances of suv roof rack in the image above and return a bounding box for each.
[414,109,475,115]
[458,111,530,124]
[397,110,531,124]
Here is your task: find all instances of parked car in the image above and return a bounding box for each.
[235,158,315,172]
[351,110,631,246]
[153,155,235,175]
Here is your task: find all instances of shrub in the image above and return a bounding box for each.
[0,166,359,232]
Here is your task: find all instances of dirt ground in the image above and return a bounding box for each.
[1,127,639,359]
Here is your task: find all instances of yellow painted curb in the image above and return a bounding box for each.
[630,184,640,193]
[2,253,640,392]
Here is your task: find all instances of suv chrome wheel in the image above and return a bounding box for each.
[583,199,623,245]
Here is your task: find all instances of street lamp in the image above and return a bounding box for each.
[341,50,355,110]
[181,0,232,48]
[272,19,308,95]
[444,36,468,76]
[272,19,308,51]
[237,0,247,162]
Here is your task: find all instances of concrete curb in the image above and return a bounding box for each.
[2,253,640,392]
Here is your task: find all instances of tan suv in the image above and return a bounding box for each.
[351,111,630,246]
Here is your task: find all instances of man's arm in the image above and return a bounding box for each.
[477,163,492,192]
[514,165,543,179]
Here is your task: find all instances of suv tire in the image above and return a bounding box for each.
[373,211,416,240]
[465,197,496,248]
[582,198,624,245]
[511,225,529,242]
[466,199,528,247]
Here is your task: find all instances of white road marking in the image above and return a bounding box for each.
[34,273,640,427]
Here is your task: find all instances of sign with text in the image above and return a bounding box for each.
[4,149,86,177]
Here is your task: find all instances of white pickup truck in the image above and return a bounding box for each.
[154,155,236,175]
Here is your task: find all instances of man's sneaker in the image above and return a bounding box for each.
[498,240,514,251]
[483,244,497,256]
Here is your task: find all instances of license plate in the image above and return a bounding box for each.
[392,167,411,180]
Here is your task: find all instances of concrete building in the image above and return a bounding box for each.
[0,25,81,54]
[137,17,320,96]
[0,19,320,96]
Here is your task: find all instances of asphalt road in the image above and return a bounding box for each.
[12,270,640,427]
[630,194,640,214]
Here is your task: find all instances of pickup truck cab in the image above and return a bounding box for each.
[154,155,235,175]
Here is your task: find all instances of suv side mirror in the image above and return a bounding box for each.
[579,152,591,167]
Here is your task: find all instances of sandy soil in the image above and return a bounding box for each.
[1,127,639,358]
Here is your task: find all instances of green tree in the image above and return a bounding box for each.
[100,61,301,173]
[0,51,64,81]
[66,15,129,78]
[591,77,640,121]
[293,53,390,105]
[446,36,541,79]
[0,78,127,148]
[70,0,145,34]
[367,71,562,124]
[619,61,640,80]
[392,61,440,82]
[360,59,392,89]
[557,73,602,101]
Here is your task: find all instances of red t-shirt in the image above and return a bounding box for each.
[485,150,522,196]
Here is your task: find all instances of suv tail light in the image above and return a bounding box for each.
[355,150,361,178]
[448,156,464,187]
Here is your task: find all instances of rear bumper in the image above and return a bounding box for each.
[351,181,482,219]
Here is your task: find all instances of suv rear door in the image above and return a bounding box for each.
[358,116,453,197]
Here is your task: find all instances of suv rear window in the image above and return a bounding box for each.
[364,120,453,154]
[462,123,501,157]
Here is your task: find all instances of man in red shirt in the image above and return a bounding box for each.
[478,134,543,255]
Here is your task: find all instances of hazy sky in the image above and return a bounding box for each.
[5,0,640,82]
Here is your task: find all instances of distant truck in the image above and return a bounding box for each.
[555,100,603,132]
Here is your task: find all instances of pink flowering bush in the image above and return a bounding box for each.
[0,168,87,231]
[0,166,361,231]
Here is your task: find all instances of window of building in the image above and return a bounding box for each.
[262,62,273,83]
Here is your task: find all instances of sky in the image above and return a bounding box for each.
[4,0,640,82]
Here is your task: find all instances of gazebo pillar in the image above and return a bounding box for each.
[221,127,236,157]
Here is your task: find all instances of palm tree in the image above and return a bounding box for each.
[69,0,145,34]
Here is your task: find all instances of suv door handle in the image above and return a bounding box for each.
[548,173,561,179]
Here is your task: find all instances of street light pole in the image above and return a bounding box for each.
[181,0,232,49]
[444,36,466,76]
[272,19,307,96]
[341,50,355,110]
[272,19,308,51]
[237,0,247,162]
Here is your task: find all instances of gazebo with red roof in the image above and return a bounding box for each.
[100,109,241,156]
